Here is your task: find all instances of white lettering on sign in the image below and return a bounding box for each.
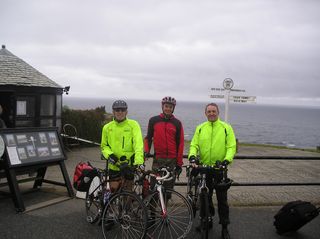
[230,96,256,101]
[210,95,225,99]
[230,89,246,92]
[211,88,225,91]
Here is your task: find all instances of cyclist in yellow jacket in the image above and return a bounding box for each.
[101,100,144,192]
[188,103,236,239]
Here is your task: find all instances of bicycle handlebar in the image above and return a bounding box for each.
[152,167,172,181]
[188,163,228,171]
[138,167,173,183]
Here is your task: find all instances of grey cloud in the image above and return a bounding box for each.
[1,0,320,106]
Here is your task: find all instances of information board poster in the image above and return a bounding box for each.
[0,128,65,168]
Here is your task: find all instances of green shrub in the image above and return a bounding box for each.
[62,106,112,143]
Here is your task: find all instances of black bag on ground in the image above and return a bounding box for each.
[274,200,320,234]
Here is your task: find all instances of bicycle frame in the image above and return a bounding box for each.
[186,165,219,239]
[150,168,172,216]
[141,167,193,239]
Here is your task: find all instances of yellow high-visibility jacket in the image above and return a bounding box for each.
[188,119,236,165]
[101,118,144,171]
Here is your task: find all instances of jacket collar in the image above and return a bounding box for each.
[160,113,174,120]
[113,117,128,125]
[207,118,220,126]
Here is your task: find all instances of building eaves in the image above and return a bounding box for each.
[0,45,62,89]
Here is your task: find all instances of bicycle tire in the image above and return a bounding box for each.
[145,189,193,239]
[85,176,103,224]
[101,191,148,239]
[187,176,199,218]
[199,190,209,239]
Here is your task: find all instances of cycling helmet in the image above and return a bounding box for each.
[112,100,128,110]
[161,96,176,106]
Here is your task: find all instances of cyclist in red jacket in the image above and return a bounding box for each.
[144,96,184,191]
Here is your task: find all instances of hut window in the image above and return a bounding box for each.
[56,95,62,116]
[16,96,35,117]
[41,95,55,116]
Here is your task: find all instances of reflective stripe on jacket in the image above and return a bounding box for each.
[188,119,236,166]
[101,118,144,171]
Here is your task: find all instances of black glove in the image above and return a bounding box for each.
[109,154,118,164]
[189,155,197,164]
[119,156,127,163]
[119,156,130,174]
[144,152,152,158]
[222,160,229,167]
[120,162,134,180]
[215,160,222,168]
[175,165,182,176]
[215,160,229,169]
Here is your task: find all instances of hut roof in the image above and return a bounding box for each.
[0,45,62,88]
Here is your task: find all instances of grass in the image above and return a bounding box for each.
[184,140,320,153]
[237,142,320,153]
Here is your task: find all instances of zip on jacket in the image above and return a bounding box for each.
[101,118,144,171]
[188,119,236,166]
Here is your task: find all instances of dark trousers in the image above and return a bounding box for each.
[206,169,230,226]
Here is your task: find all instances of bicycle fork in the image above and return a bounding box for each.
[157,185,167,217]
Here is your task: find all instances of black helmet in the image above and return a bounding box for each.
[112,100,128,110]
[161,96,176,106]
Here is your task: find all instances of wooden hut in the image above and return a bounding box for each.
[0,45,65,130]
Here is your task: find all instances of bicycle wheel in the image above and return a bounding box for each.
[85,176,103,224]
[101,191,147,239]
[187,177,199,218]
[199,190,209,239]
[145,189,193,239]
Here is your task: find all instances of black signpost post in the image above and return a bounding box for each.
[0,127,74,212]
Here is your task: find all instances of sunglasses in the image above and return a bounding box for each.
[114,108,127,112]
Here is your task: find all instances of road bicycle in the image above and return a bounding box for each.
[85,164,148,239]
[186,163,231,239]
[138,167,193,239]
[85,167,108,224]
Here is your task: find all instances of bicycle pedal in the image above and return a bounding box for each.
[86,216,94,223]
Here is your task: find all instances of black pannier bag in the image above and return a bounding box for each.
[274,200,320,234]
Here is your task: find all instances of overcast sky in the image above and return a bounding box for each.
[1,0,320,107]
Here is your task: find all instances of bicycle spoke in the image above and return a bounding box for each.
[146,189,192,239]
[102,191,147,239]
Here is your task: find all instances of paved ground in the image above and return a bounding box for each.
[0,195,319,239]
[1,145,320,238]
[60,145,320,206]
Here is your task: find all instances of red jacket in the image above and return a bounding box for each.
[144,113,184,166]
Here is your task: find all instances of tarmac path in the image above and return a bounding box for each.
[1,145,320,238]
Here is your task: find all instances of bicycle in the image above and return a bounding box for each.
[85,167,108,224]
[186,162,231,239]
[138,167,193,239]
[85,164,148,239]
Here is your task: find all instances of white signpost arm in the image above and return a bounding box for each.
[211,78,256,123]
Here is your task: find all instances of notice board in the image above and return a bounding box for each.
[0,127,73,212]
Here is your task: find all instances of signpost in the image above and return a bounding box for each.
[210,78,256,122]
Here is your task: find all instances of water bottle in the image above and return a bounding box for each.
[103,189,111,205]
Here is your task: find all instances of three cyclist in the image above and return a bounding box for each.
[100,99,236,239]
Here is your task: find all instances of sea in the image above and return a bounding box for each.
[63,97,320,149]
